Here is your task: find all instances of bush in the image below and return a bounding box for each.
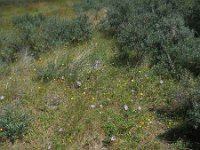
[94,0,200,76]
[0,31,23,62]
[188,103,200,130]
[0,14,92,63]
[0,105,30,143]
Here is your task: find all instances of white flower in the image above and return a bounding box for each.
[90,105,96,109]
[111,136,116,142]
[61,76,65,80]
[94,60,101,69]
[138,106,142,110]
[124,105,129,111]
[160,80,164,84]
[0,96,5,100]
[131,90,135,95]
[58,128,64,133]
[100,104,103,108]
[76,81,81,87]
[47,143,51,150]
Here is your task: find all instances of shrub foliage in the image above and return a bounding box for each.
[0,105,30,143]
[0,14,92,63]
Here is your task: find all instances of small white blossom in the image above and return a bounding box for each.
[61,76,65,80]
[76,81,81,87]
[131,90,135,95]
[0,96,5,100]
[138,106,142,110]
[100,104,103,108]
[111,136,116,142]
[47,143,51,150]
[90,105,96,109]
[124,105,129,111]
[59,128,63,132]
[160,80,164,84]
[94,60,101,69]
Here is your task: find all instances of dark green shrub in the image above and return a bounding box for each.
[74,0,106,12]
[68,15,92,43]
[0,105,30,143]
[94,0,200,76]
[44,17,70,45]
[0,31,23,62]
[188,103,200,130]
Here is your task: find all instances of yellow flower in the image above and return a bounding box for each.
[0,128,3,132]
[140,93,144,96]
[131,79,134,83]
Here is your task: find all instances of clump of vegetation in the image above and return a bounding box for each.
[83,0,200,77]
[0,13,92,63]
[35,59,78,83]
[0,105,30,144]
[188,103,200,130]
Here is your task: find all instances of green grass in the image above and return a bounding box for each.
[0,0,190,149]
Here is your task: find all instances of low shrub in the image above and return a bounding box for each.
[0,14,92,63]
[93,0,200,77]
[188,103,200,130]
[0,105,30,143]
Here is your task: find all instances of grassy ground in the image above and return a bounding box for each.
[0,0,187,149]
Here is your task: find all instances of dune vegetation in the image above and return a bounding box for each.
[0,0,200,149]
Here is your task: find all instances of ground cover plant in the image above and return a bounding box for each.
[1,0,200,149]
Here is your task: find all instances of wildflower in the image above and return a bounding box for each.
[0,128,3,132]
[131,79,134,83]
[139,71,141,73]
[124,105,129,111]
[38,87,41,89]
[111,136,116,142]
[58,128,64,133]
[76,81,81,87]
[139,93,144,96]
[90,105,96,109]
[83,92,86,95]
[94,60,101,69]
[0,96,5,100]
[131,90,135,95]
[61,76,65,80]
[47,143,51,150]
[138,106,142,110]
[62,64,65,66]
[71,97,74,100]
[160,80,164,84]
[100,104,103,108]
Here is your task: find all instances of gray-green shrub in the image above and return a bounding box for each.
[0,14,92,63]
[0,105,30,143]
